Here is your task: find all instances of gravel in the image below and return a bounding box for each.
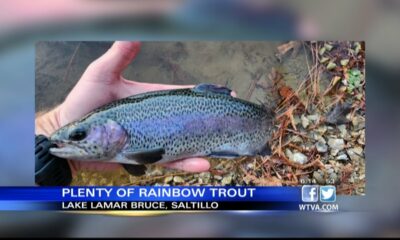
[301,114,310,128]
[173,176,184,183]
[316,140,328,153]
[291,152,309,164]
[336,154,349,161]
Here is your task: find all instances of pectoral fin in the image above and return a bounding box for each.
[122,148,165,164]
[193,83,232,96]
[122,164,147,176]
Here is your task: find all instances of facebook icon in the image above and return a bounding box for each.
[302,185,319,202]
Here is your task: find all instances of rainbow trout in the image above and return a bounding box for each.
[50,84,273,175]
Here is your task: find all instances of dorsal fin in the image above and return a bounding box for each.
[192,83,232,96]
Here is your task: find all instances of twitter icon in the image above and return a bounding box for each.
[320,186,336,202]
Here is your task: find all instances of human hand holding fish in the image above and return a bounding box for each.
[35,41,213,175]
[36,41,271,179]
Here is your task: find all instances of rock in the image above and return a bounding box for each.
[310,132,320,141]
[88,180,97,186]
[325,103,352,125]
[319,47,326,55]
[352,115,365,131]
[353,146,363,155]
[326,61,336,70]
[164,176,173,184]
[337,124,347,138]
[304,142,314,151]
[173,176,184,183]
[199,172,210,178]
[221,176,232,185]
[347,147,363,161]
[129,176,136,183]
[329,172,338,184]
[318,135,326,144]
[214,175,223,180]
[336,154,349,161]
[308,114,320,123]
[328,138,345,151]
[246,163,254,170]
[313,133,326,144]
[291,152,309,164]
[316,126,327,134]
[320,57,329,63]
[188,178,197,184]
[301,114,310,128]
[99,178,108,185]
[293,115,301,126]
[341,59,349,66]
[338,86,347,93]
[290,135,303,143]
[150,169,163,176]
[285,148,293,160]
[357,130,365,145]
[316,141,328,153]
[199,172,211,184]
[215,163,224,170]
[330,149,339,157]
[324,43,333,51]
[313,171,325,184]
[351,131,361,138]
[354,42,362,54]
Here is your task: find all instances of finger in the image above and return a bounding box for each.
[162,158,210,173]
[88,41,141,76]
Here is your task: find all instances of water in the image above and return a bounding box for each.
[35,41,320,112]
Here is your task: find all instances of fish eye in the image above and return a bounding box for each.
[69,127,87,141]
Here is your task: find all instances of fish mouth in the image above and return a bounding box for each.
[49,140,87,159]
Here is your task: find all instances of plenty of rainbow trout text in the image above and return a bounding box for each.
[50,84,274,175]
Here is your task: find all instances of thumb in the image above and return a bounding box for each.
[88,41,141,76]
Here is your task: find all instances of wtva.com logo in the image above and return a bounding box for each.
[301,185,336,202]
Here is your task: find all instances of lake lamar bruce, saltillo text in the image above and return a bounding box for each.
[62,201,219,210]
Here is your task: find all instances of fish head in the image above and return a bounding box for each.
[49,117,128,161]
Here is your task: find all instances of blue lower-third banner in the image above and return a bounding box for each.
[0,186,309,211]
